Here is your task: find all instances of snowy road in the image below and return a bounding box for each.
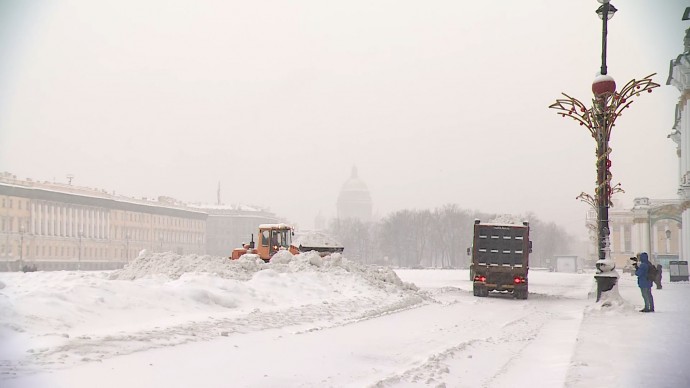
[1,258,596,388]
[381,270,592,388]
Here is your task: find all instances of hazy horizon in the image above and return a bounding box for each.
[1,0,687,238]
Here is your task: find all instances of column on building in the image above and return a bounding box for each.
[31,202,37,235]
[631,221,641,254]
[681,225,685,257]
[63,206,68,237]
[105,212,110,240]
[67,207,72,237]
[631,202,650,255]
[58,205,62,236]
[678,209,690,261]
[48,204,53,236]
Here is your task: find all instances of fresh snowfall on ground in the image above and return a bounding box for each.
[1,251,688,388]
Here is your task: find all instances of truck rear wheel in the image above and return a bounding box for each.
[474,284,488,297]
[514,288,528,300]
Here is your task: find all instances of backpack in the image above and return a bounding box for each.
[646,263,658,282]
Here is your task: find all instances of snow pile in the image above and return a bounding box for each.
[585,283,638,315]
[109,252,265,281]
[488,214,526,225]
[292,231,343,249]
[270,251,417,291]
[328,253,419,292]
[111,251,417,292]
[268,249,294,264]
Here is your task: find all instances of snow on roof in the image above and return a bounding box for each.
[0,181,206,215]
[259,223,293,229]
[188,203,265,212]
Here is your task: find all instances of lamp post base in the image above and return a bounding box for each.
[594,271,619,303]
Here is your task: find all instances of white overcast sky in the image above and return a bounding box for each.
[0,0,687,238]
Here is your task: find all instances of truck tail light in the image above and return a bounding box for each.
[514,276,525,284]
[474,275,486,282]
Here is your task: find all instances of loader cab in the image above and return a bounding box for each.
[258,224,294,259]
[231,224,295,262]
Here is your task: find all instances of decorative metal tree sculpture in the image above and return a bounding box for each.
[550,73,660,300]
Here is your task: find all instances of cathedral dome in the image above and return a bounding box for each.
[337,166,373,221]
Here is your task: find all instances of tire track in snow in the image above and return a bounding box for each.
[369,300,553,388]
[2,293,427,378]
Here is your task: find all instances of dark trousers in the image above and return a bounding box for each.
[640,287,654,311]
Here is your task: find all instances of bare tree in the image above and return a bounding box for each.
[329,206,573,269]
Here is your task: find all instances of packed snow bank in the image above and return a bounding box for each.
[291,231,344,249]
[109,252,264,281]
[110,251,418,292]
[0,252,421,376]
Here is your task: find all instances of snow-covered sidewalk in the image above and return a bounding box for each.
[566,271,690,388]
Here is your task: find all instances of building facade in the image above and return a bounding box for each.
[0,173,207,270]
[667,25,690,262]
[192,204,281,257]
[0,173,287,270]
[607,198,682,270]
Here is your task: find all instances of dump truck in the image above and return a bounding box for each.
[470,219,532,299]
[230,224,344,262]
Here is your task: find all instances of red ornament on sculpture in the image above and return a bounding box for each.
[592,74,616,97]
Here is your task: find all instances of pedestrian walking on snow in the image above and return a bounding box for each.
[633,252,655,312]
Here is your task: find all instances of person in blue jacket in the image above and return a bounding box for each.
[634,252,655,313]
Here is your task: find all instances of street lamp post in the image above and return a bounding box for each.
[550,0,660,302]
[596,0,617,76]
[593,0,616,275]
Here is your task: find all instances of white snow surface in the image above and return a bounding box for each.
[292,230,344,249]
[1,253,688,388]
